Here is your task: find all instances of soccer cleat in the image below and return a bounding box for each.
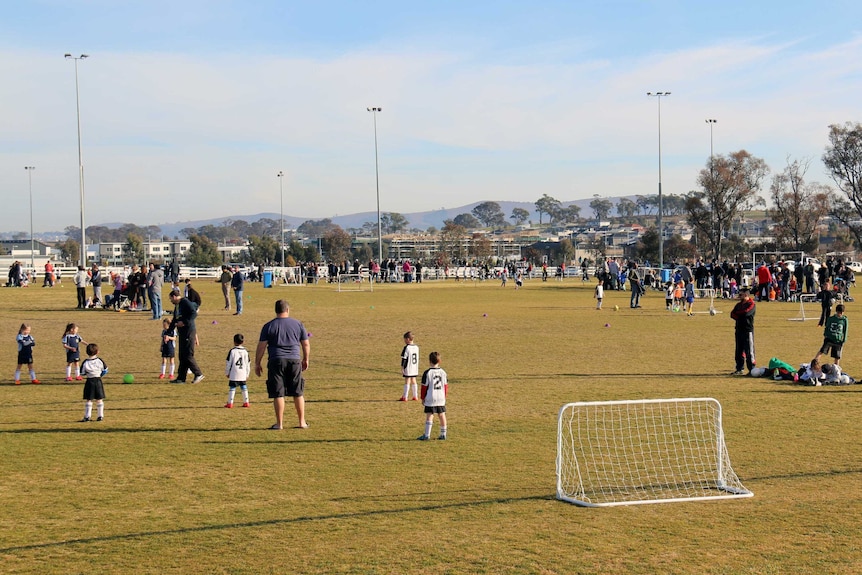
[224,403,233,408]
[79,417,91,422]
[437,435,447,440]
[411,397,419,401]
[15,380,21,385]
[242,402,250,408]
[170,380,186,384]
[96,416,103,421]
[730,370,744,376]
[398,397,408,402]
[192,374,205,384]
[31,379,40,384]
[75,375,83,381]
[158,374,165,380]
[65,377,73,382]
[416,435,430,441]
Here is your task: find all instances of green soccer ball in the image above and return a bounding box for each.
[123,373,135,384]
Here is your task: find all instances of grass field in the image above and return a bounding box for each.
[1,277,860,574]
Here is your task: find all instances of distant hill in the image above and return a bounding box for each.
[9,197,631,240]
[151,198,616,238]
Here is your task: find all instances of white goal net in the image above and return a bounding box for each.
[556,398,752,506]
[336,273,373,292]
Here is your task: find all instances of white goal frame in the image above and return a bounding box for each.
[336,273,373,292]
[556,398,753,507]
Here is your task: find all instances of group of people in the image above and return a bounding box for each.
[70,262,166,320]
[215,265,245,315]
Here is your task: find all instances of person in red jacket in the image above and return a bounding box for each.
[730,287,756,375]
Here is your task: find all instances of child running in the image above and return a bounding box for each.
[62,323,87,381]
[14,323,40,384]
[79,343,107,422]
[417,351,449,441]
[400,331,420,401]
[159,318,176,380]
[224,333,251,408]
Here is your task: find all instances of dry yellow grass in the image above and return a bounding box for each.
[0,277,860,574]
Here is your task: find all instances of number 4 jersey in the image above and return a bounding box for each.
[225,346,251,381]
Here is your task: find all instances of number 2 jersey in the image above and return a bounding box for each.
[225,345,251,382]
[420,366,448,407]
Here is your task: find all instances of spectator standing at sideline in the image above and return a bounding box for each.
[730,287,756,375]
[147,263,164,320]
[90,264,103,307]
[254,300,310,430]
[216,265,232,311]
[73,266,88,309]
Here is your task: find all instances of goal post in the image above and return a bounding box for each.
[556,398,753,507]
[336,273,373,292]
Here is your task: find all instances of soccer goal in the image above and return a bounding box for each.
[693,288,722,314]
[556,398,752,507]
[787,298,818,321]
[336,273,373,292]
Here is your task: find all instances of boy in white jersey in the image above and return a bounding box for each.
[417,351,448,441]
[224,333,251,408]
[399,331,420,401]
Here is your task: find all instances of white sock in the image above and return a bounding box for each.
[66,366,72,378]
[75,366,80,377]
[97,402,104,418]
[403,383,410,398]
[161,364,166,375]
[84,401,93,419]
[29,370,36,380]
[412,383,419,398]
[228,389,236,404]
[424,421,433,437]
[241,387,249,402]
[439,426,447,437]
[14,370,20,380]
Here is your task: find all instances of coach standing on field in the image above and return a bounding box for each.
[255,299,310,430]
[730,287,756,376]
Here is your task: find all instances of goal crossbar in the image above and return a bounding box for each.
[556,397,752,507]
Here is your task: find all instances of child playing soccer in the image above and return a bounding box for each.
[14,323,40,384]
[79,343,107,422]
[684,280,696,316]
[62,323,87,381]
[400,331,420,401]
[665,282,674,311]
[224,333,251,408]
[814,303,849,368]
[159,318,176,380]
[417,351,448,441]
[595,278,603,310]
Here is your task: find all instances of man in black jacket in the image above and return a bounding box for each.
[730,287,756,375]
[168,290,204,384]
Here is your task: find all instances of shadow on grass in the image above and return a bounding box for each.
[745,467,862,482]
[0,493,554,554]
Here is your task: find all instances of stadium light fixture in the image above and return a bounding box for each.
[647,91,670,270]
[66,53,89,266]
[367,107,383,263]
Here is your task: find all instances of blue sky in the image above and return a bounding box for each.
[2,0,862,233]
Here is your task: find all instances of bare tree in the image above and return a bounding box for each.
[823,122,862,249]
[686,150,770,260]
[770,157,831,252]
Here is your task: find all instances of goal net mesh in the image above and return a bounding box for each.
[557,398,752,506]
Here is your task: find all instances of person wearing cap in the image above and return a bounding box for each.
[730,287,756,375]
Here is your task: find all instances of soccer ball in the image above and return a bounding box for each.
[750,367,766,377]
[123,373,135,384]
[709,308,717,316]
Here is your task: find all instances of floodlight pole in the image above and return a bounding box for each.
[647,91,670,270]
[66,53,89,266]
[25,166,36,271]
[367,107,383,263]
[277,171,285,267]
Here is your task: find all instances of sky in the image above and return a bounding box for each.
[2,0,862,234]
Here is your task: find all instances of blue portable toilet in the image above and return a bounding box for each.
[263,270,273,288]
[660,268,671,284]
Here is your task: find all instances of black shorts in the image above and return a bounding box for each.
[66,351,80,363]
[424,405,446,414]
[83,378,106,401]
[229,380,248,389]
[266,358,304,398]
[819,340,843,360]
[17,350,33,365]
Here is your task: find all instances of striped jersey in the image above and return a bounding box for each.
[225,346,251,381]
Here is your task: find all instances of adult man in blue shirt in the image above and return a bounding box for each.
[255,300,310,430]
